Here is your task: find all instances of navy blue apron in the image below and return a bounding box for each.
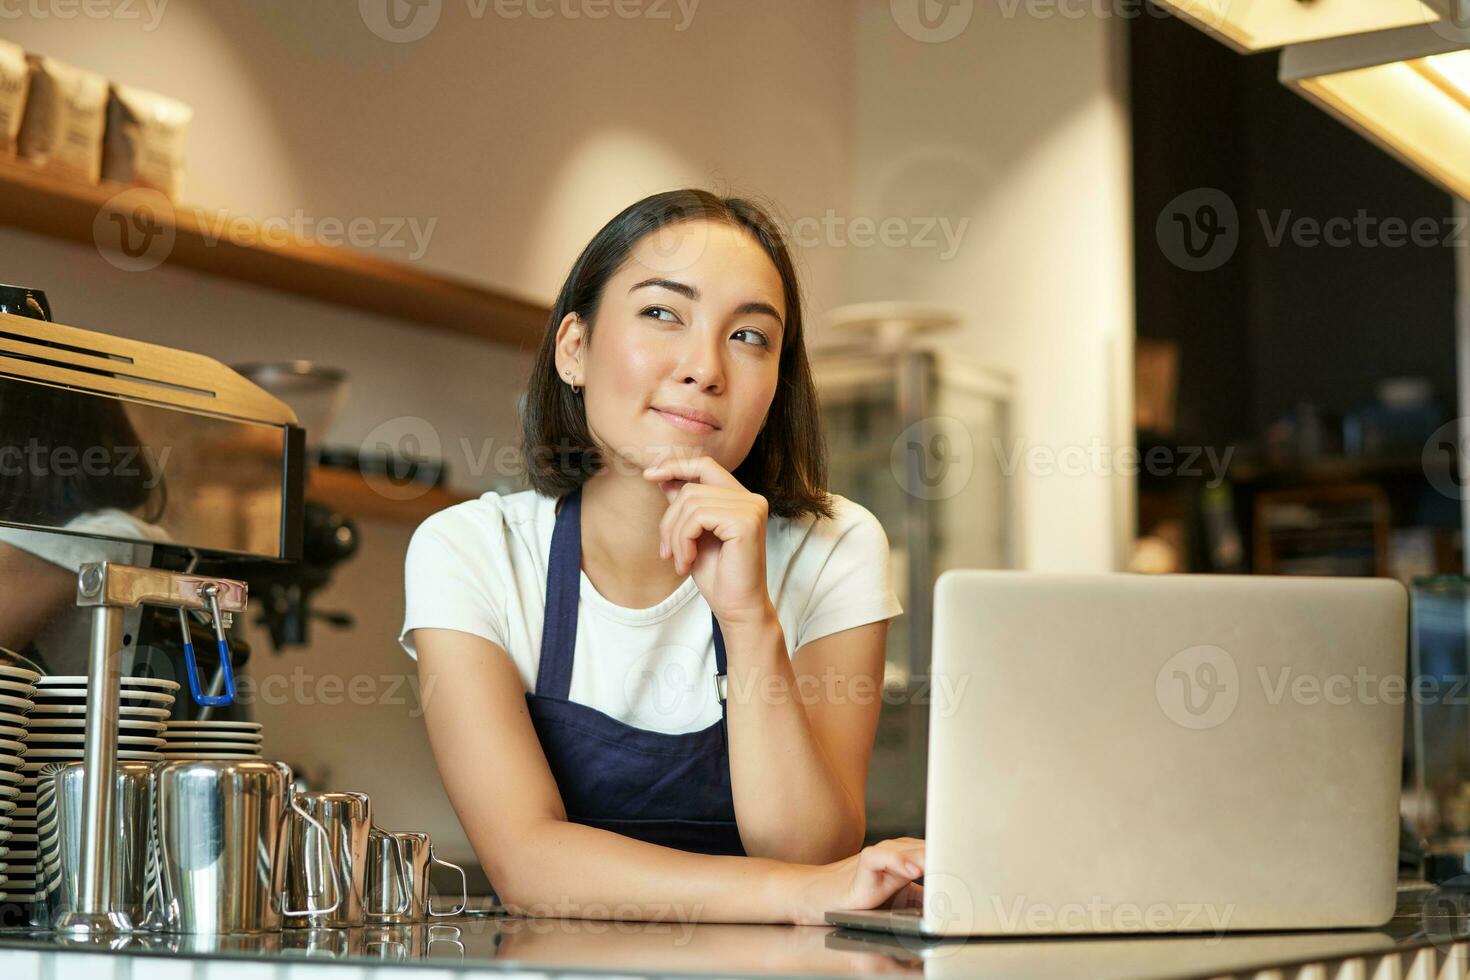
[524,488,746,856]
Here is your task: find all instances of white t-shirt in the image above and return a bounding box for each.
[0,508,173,674]
[399,488,903,735]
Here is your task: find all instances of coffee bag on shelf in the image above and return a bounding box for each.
[102,82,193,200]
[16,54,107,182]
[0,39,28,158]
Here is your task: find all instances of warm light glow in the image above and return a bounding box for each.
[1296,52,1470,200]
[1412,50,1470,108]
[1157,0,1439,53]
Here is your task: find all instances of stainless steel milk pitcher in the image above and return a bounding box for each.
[154,759,340,934]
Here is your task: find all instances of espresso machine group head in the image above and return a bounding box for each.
[0,289,306,935]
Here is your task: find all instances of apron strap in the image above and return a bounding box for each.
[712,615,728,706]
[533,489,582,699]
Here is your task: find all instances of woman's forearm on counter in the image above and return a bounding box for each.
[721,613,865,864]
[490,818,805,924]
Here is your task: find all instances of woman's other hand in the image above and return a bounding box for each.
[779,837,926,926]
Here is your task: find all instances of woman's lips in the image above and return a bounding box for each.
[651,407,717,434]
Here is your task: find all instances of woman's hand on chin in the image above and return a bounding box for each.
[643,454,773,628]
[777,837,927,926]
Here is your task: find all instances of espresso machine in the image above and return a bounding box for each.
[0,284,307,934]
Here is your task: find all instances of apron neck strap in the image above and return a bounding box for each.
[533,489,582,699]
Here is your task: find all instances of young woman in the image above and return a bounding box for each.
[399,189,925,925]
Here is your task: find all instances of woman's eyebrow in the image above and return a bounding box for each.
[630,277,785,331]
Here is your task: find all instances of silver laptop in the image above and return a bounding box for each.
[828,570,1407,938]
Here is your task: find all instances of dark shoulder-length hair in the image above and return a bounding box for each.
[521,188,833,522]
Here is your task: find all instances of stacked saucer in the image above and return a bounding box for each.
[161,720,263,760]
[14,676,175,908]
[0,664,40,906]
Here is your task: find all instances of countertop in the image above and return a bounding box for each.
[0,885,1465,980]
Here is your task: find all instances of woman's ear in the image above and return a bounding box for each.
[554,312,585,388]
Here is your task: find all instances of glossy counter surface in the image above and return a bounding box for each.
[0,886,1465,980]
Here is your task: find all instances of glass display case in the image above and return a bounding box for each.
[812,346,1014,838]
[1408,575,1470,870]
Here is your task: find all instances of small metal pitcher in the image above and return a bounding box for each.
[362,829,466,925]
[282,791,371,929]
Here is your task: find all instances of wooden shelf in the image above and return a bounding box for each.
[0,158,550,347]
[306,466,474,525]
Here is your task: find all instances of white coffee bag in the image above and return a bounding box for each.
[16,54,108,182]
[102,82,193,200]
[0,39,28,157]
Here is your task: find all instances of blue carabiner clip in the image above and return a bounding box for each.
[179,583,236,707]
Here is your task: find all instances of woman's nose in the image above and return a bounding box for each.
[674,335,724,392]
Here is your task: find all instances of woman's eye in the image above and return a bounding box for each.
[733,328,772,350]
[641,306,677,323]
